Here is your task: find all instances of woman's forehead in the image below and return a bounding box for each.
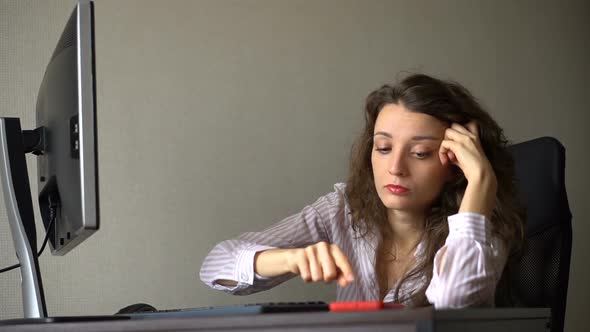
[374,104,447,138]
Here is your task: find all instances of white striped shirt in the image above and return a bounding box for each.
[200,183,507,308]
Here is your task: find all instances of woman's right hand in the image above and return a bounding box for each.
[284,241,355,287]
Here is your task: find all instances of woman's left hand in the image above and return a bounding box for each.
[438,121,498,217]
[439,122,495,184]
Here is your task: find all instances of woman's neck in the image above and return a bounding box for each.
[385,209,425,254]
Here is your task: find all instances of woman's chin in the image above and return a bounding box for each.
[382,199,414,210]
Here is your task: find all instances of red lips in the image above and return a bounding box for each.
[385,184,409,194]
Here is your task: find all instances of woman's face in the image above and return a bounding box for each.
[371,103,452,213]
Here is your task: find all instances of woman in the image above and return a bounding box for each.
[199,73,524,308]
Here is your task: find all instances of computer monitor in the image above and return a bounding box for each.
[36,0,98,255]
[0,0,97,319]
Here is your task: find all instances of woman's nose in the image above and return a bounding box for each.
[388,153,408,176]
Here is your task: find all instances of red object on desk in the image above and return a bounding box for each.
[329,301,405,312]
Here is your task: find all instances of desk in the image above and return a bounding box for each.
[0,307,550,332]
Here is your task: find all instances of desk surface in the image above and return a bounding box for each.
[0,307,551,332]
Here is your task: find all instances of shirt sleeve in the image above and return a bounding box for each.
[425,212,508,308]
[199,184,346,295]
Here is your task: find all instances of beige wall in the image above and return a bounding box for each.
[1,0,588,330]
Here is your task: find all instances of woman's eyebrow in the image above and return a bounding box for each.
[373,131,392,138]
[373,132,440,141]
[411,135,440,141]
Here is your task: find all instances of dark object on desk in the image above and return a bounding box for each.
[116,303,157,314]
[119,301,329,319]
[497,137,572,332]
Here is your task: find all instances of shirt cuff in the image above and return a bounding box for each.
[446,212,491,245]
[234,245,277,285]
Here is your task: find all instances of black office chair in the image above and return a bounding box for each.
[496,137,572,332]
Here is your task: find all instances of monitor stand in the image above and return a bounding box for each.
[0,117,47,318]
[0,117,128,324]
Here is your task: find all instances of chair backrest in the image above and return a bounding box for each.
[496,137,572,332]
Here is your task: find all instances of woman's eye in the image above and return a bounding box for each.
[413,151,431,159]
[375,147,391,154]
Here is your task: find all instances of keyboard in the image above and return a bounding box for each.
[122,301,329,319]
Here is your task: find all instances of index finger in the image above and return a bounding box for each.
[329,244,355,281]
[465,121,479,138]
[450,123,476,139]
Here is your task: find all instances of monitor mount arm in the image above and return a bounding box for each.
[22,127,47,156]
[0,117,47,318]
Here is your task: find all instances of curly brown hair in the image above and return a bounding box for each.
[345,73,525,305]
